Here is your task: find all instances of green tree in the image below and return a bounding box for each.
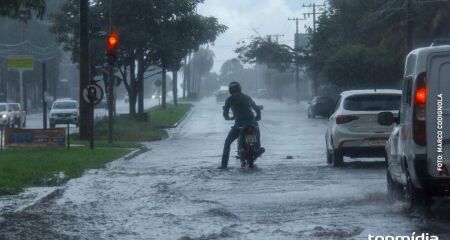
[219,58,244,84]
[0,0,46,20]
[309,0,450,92]
[236,37,296,72]
[52,0,226,113]
[188,47,215,97]
[154,13,226,108]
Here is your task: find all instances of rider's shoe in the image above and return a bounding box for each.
[256,147,265,157]
[248,162,255,168]
[218,166,228,170]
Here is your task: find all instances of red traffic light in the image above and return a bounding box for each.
[106,32,119,52]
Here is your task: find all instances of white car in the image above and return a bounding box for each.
[0,103,10,126]
[49,99,79,128]
[325,89,401,166]
[378,44,450,208]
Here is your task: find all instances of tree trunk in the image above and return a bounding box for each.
[161,68,167,109]
[183,55,187,98]
[137,56,145,114]
[187,51,192,97]
[129,60,137,116]
[172,70,178,106]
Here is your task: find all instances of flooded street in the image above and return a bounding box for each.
[1,98,450,240]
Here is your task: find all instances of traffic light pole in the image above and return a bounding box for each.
[90,103,94,149]
[108,64,114,143]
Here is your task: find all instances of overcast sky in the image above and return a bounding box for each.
[197,0,325,73]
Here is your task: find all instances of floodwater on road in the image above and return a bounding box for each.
[1,97,450,240]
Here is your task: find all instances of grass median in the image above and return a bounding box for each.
[0,147,129,195]
[0,103,192,196]
[84,103,192,142]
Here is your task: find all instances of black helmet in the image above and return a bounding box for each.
[228,81,241,94]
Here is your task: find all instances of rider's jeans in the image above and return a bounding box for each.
[221,127,261,168]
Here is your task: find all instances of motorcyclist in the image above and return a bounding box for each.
[220,81,265,169]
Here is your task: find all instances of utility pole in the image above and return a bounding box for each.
[406,0,413,51]
[79,0,90,140]
[288,17,305,103]
[303,2,326,96]
[303,3,326,33]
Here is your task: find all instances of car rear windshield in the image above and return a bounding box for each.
[343,94,401,111]
[53,102,77,109]
[0,105,6,111]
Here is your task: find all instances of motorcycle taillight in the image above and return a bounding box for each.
[245,127,255,134]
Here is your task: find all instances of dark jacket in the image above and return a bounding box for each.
[223,92,261,123]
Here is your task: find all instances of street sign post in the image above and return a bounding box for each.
[82,83,104,105]
[7,56,34,112]
[82,83,104,149]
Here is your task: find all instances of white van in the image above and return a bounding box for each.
[378,45,450,208]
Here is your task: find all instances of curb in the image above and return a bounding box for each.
[153,104,195,129]
[172,105,194,128]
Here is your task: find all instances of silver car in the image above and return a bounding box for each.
[325,89,401,166]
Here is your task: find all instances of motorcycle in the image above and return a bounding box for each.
[227,105,264,169]
[237,124,260,168]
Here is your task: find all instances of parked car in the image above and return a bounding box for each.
[256,89,270,99]
[49,99,79,128]
[307,96,335,118]
[0,103,10,126]
[325,89,401,166]
[378,45,450,208]
[215,89,229,102]
[7,103,26,127]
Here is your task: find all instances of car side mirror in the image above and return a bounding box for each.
[377,112,398,126]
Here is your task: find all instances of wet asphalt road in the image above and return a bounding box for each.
[1,98,450,240]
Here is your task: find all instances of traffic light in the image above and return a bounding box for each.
[106,32,119,65]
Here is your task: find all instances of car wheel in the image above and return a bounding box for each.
[387,170,402,202]
[331,149,343,167]
[326,149,332,164]
[325,138,332,164]
[404,171,430,210]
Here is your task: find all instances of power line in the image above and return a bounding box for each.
[302,3,326,33]
[266,34,285,42]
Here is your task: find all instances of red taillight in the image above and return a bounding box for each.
[336,115,359,124]
[415,87,426,105]
[414,73,426,145]
[245,127,255,134]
